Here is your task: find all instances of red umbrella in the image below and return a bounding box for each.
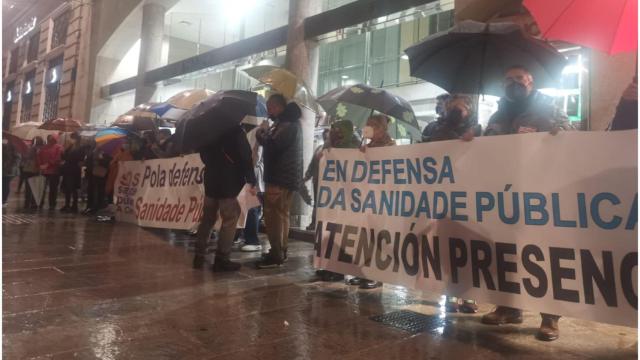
[39,117,83,132]
[3,131,29,154]
[524,0,637,54]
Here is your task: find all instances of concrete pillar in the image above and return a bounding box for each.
[71,1,93,123]
[284,0,321,228]
[134,1,165,105]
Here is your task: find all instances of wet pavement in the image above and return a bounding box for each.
[2,198,638,359]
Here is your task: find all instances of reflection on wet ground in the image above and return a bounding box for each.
[2,205,637,359]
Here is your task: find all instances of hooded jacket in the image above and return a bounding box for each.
[484,91,573,136]
[258,102,303,191]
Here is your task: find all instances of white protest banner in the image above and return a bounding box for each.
[314,130,637,327]
[114,154,206,230]
[114,154,260,230]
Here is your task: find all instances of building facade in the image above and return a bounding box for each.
[2,1,92,130]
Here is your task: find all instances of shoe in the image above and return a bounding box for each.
[359,279,382,289]
[481,307,523,325]
[256,255,282,269]
[283,249,288,263]
[60,206,70,213]
[319,270,344,282]
[69,207,78,214]
[212,257,241,272]
[240,244,262,252]
[459,300,479,314]
[193,255,206,269]
[348,277,364,286]
[537,316,559,341]
[306,223,316,231]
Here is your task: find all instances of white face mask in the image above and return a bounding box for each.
[2,139,8,145]
[362,126,375,139]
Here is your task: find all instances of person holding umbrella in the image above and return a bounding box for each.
[37,135,64,211]
[480,65,573,342]
[60,132,85,213]
[193,124,257,272]
[421,93,451,142]
[255,94,304,269]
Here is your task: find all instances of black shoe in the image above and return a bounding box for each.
[212,257,241,272]
[256,256,282,269]
[193,255,206,269]
[283,249,288,263]
[319,270,344,282]
[359,280,382,289]
[348,277,364,286]
[60,206,70,213]
[69,207,78,214]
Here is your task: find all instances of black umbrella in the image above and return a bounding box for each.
[317,83,421,139]
[174,90,267,153]
[405,20,567,96]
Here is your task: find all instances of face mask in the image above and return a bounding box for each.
[447,108,465,125]
[2,139,8,145]
[362,126,375,139]
[505,82,529,101]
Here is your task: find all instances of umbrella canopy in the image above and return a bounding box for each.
[244,65,320,113]
[95,128,131,156]
[148,102,188,122]
[405,20,567,96]
[175,90,268,153]
[317,83,421,139]
[113,110,158,132]
[524,0,637,55]
[166,89,214,109]
[39,117,82,132]
[2,131,29,154]
[11,122,41,139]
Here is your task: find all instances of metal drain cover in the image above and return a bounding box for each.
[2,214,37,225]
[370,310,449,334]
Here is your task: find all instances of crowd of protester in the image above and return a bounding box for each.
[2,64,636,343]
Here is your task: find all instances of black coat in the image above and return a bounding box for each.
[199,126,256,199]
[258,102,303,191]
[61,146,85,190]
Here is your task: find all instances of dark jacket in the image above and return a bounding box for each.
[61,145,85,190]
[609,98,638,130]
[258,102,303,191]
[484,91,573,136]
[200,125,256,198]
[427,114,481,142]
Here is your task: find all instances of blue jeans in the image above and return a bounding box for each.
[243,193,264,245]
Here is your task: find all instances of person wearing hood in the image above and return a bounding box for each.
[480,65,573,342]
[423,94,480,313]
[303,128,330,231]
[37,135,64,210]
[427,94,481,143]
[255,94,303,269]
[422,93,451,142]
[314,120,360,282]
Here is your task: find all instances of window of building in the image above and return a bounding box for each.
[8,47,19,74]
[20,71,35,123]
[3,82,15,130]
[27,31,40,63]
[43,56,63,121]
[51,11,70,49]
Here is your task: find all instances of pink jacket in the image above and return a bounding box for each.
[37,141,64,175]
